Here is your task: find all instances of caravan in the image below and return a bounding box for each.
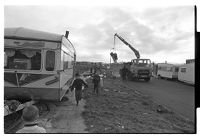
[157,63,179,80]
[178,60,194,85]
[4,27,76,101]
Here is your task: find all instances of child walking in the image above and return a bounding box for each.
[70,73,88,106]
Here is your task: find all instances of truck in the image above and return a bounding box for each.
[114,33,152,82]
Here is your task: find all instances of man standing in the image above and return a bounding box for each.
[92,72,100,95]
[99,74,104,91]
[121,65,127,81]
[70,73,88,106]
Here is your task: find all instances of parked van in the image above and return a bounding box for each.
[4,27,76,101]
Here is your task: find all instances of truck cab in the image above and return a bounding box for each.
[128,59,152,81]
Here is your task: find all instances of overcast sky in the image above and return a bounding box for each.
[4,4,195,64]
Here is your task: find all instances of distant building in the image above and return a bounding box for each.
[186,59,195,64]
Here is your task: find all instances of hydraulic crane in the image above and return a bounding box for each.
[114,33,140,59]
[113,33,152,82]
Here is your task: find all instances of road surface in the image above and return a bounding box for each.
[124,77,195,122]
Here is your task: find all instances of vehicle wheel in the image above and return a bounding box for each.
[144,78,150,82]
[127,72,133,80]
[127,75,132,81]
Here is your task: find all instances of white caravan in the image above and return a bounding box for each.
[4,27,76,101]
[178,62,195,85]
[157,63,179,80]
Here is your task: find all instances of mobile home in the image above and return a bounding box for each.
[157,63,179,80]
[178,60,194,85]
[4,27,76,101]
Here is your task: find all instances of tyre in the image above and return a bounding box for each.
[127,71,133,80]
[144,77,150,82]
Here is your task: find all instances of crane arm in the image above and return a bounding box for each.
[114,33,140,59]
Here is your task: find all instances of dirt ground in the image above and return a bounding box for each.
[25,91,88,133]
[15,77,194,134]
[82,78,195,133]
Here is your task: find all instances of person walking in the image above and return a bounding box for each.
[99,74,104,91]
[16,105,46,133]
[92,72,100,95]
[121,65,127,81]
[70,73,88,106]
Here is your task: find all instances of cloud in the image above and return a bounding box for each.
[109,6,194,57]
[4,6,194,63]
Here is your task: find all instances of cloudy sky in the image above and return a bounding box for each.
[4,2,196,64]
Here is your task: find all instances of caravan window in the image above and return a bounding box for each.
[63,53,69,69]
[175,67,179,72]
[166,67,172,71]
[46,51,55,71]
[180,68,186,73]
[63,52,73,69]
[4,48,41,70]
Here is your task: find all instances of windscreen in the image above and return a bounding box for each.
[132,59,151,67]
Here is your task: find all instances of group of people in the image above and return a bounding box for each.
[16,71,104,133]
[70,72,103,106]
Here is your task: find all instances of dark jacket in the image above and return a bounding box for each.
[92,74,100,85]
[71,78,88,91]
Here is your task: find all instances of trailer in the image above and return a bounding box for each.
[4,27,76,109]
[178,61,194,85]
[157,63,179,80]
